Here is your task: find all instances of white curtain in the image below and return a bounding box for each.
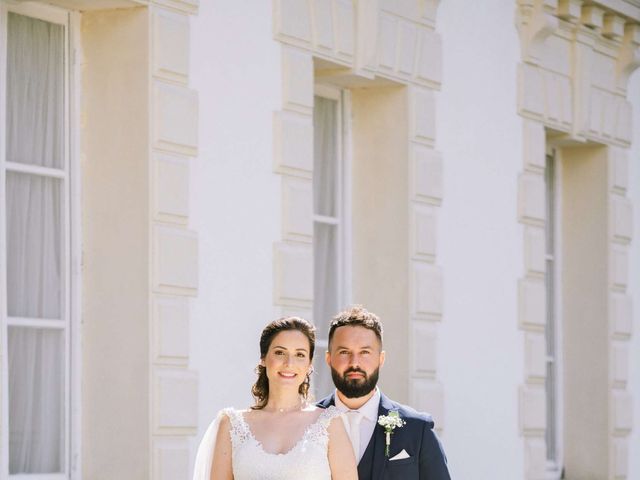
[6,12,65,474]
[313,97,339,396]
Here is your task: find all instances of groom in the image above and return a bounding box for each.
[317,306,451,479]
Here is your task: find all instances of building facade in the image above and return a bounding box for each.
[0,0,639,479]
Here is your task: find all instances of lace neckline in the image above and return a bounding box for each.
[238,408,330,456]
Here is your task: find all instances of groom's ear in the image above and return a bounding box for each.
[325,349,331,366]
[379,350,386,368]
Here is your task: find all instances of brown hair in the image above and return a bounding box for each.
[327,305,383,349]
[251,316,316,410]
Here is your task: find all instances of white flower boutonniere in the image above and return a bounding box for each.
[377,410,406,457]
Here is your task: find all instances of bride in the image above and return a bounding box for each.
[193,316,358,480]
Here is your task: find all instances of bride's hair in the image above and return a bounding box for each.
[251,316,316,410]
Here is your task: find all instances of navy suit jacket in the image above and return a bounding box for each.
[317,392,451,480]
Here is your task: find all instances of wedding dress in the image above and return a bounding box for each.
[192,406,343,480]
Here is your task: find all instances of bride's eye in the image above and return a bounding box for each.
[296,352,306,358]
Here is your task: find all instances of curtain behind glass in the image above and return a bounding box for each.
[8,328,65,474]
[313,96,340,396]
[7,12,64,168]
[6,12,66,474]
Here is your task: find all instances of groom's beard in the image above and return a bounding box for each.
[331,366,379,399]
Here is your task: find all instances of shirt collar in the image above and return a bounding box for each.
[334,387,381,422]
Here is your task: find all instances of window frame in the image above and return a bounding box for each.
[312,84,352,392]
[0,2,80,479]
[544,147,565,479]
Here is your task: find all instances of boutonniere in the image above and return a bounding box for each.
[377,410,406,457]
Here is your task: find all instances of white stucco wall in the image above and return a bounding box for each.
[627,68,640,480]
[189,0,282,442]
[437,1,524,479]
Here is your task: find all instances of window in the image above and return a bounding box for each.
[1,3,74,477]
[312,87,350,395]
[545,150,562,475]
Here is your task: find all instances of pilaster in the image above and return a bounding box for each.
[149,4,199,479]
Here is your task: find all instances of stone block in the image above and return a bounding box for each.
[612,437,629,478]
[609,147,629,193]
[416,28,441,85]
[411,321,437,376]
[275,0,311,44]
[154,296,190,364]
[603,92,616,138]
[311,0,334,50]
[610,245,628,289]
[412,204,437,258]
[152,9,189,83]
[615,99,632,144]
[412,263,443,317]
[588,88,604,135]
[335,0,354,57]
[603,14,625,41]
[397,20,417,75]
[274,111,313,176]
[523,120,545,172]
[525,332,547,381]
[378,13,397,70]
[153,82,198,155]
[611,390,633,433]
[274,242,313,304]
[524,226,546,275]
[282,176,313,240]
[519,385,546,433]
[154,369,198,430]
[557,0,582,21]
[518,172,545,223]
[519,63,544,118]
[611,293,632,337]
[409,87,436,144]
[518,278,546,329]
[410,379,445,428]
[412,145,443,202]
[154,226,198,293]
[611,195,632,243]
[524,437,547,478]
[282,47,313,112]
[611,342,629,385]
[581,5,604,29]
[155,153,190,222]
[153,438,190,480]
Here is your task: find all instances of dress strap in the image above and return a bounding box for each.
[317,405,343,428]
[222,408,251,449]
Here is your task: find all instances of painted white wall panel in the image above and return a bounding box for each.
[438,3,524,478]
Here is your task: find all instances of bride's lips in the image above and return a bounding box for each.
[278,371,297,378]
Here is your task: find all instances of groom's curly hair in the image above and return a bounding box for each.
[328,305,383,349]
[251,316,316,410]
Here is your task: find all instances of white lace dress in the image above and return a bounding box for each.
[192,406,343,480]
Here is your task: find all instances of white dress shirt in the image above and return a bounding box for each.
[334,388,381,463]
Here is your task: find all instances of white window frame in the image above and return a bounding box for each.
[0,2,81,479]
[544,147,564,480]
[312,84,352,382]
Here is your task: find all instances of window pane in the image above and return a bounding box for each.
[8,327,65,474]
[6,172,63,318]
[313,96,338,217]
[7,12,64,169]
[313,222,339,333]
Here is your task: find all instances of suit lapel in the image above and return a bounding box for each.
[371,393,395,480]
